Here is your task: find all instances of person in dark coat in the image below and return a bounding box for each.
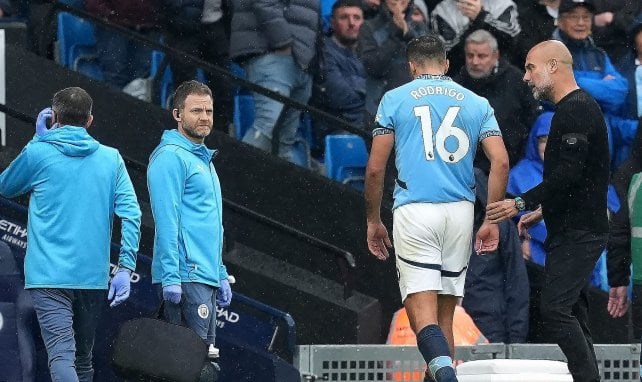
[358,0,427,116]
[454,29,539,172]
[463,168,529,344]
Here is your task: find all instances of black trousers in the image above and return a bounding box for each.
[541,229,607,382]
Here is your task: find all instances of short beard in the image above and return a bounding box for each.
[531,73,554,102]
[334,34,358,48]
[467,68,492,79]
[182,122,212,141]
[532,82,554,102]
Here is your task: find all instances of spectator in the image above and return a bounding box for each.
[552,0,637,167]
[455,29,539,172]
[86,0,162,89]
[591,0,642,64]
[607,124,642,327]
[506,111,552,266]
[161,0,234,134]
[463,168,529,344]
[514,0,559,68]
[430,0,521,76]
[229,0,320,167]
[552,0,628,116]
[616,20,642,119]
[0,87,142,381]
[411,0,429,25]
[363,0,381,19]
[359,0,427,116]
[313,0,367,145]
[147,81,232,372]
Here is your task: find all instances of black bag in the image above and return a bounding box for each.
[111,313,209,382]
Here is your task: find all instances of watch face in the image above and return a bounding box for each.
[515,198,525,211]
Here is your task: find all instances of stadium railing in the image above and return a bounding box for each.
[295,344,641,382]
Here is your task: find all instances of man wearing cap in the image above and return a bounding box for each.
[553,0,638,168]
[553,0,628,115]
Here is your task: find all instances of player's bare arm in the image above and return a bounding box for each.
[364,131,394,260]
[476,135,509,252]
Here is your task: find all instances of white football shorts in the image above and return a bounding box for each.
[393,200,474,302]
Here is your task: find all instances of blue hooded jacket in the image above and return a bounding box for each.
[507,112,552,265]
[147,130,227,288]
[0,126,141,289]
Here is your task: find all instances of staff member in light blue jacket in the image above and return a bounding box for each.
[147,80,231,352]
[0,87,142,382]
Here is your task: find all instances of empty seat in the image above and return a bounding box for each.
[56,12,97,68]
[324,135,368,190]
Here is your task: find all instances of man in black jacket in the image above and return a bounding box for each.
[487,40,609,382]
[455,29,539,172]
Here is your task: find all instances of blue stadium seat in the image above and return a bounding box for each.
[56,12,97,68]
[233,94,255,140]
[324,135,368,190]
[150,50,173,109]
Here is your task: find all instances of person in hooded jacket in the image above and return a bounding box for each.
[454,29,538,173]
[506,112,552,266]
[0,86,142,382]
[147,81,231,369]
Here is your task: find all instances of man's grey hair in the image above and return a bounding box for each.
[465,30,499,53]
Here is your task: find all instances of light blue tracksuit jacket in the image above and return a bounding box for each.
[147,130,227,288]
[0,126,141,289]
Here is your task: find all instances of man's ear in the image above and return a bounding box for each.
[173,108,181,121]
[549,58,558,73]
[444,58,450,74]
[85,115,94,129]
[408,61,416,76]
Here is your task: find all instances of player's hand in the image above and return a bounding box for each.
[367,221,392,260]
[516,208,543,237]
[475,220,498,254]
[456,0,482,20]
[607,286,629,318]
[485,199,518,223]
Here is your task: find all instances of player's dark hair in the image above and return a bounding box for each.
[51,87,93,127]
[407,34,447,66]
[332,0,363,16]
[172,80,213,112]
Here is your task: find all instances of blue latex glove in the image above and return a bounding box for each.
[163,284,182,304]
[108,269,132,307]
[216,278,232,307]
[35,107,56,136]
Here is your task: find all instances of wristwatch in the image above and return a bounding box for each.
[514,197,526,212]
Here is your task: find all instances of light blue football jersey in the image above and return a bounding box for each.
[374,75,501,209]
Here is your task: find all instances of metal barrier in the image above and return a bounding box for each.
[295,344,505,381]
[508,344,640,381]
[295,344,640,382]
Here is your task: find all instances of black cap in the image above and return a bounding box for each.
[559,0,596,14]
